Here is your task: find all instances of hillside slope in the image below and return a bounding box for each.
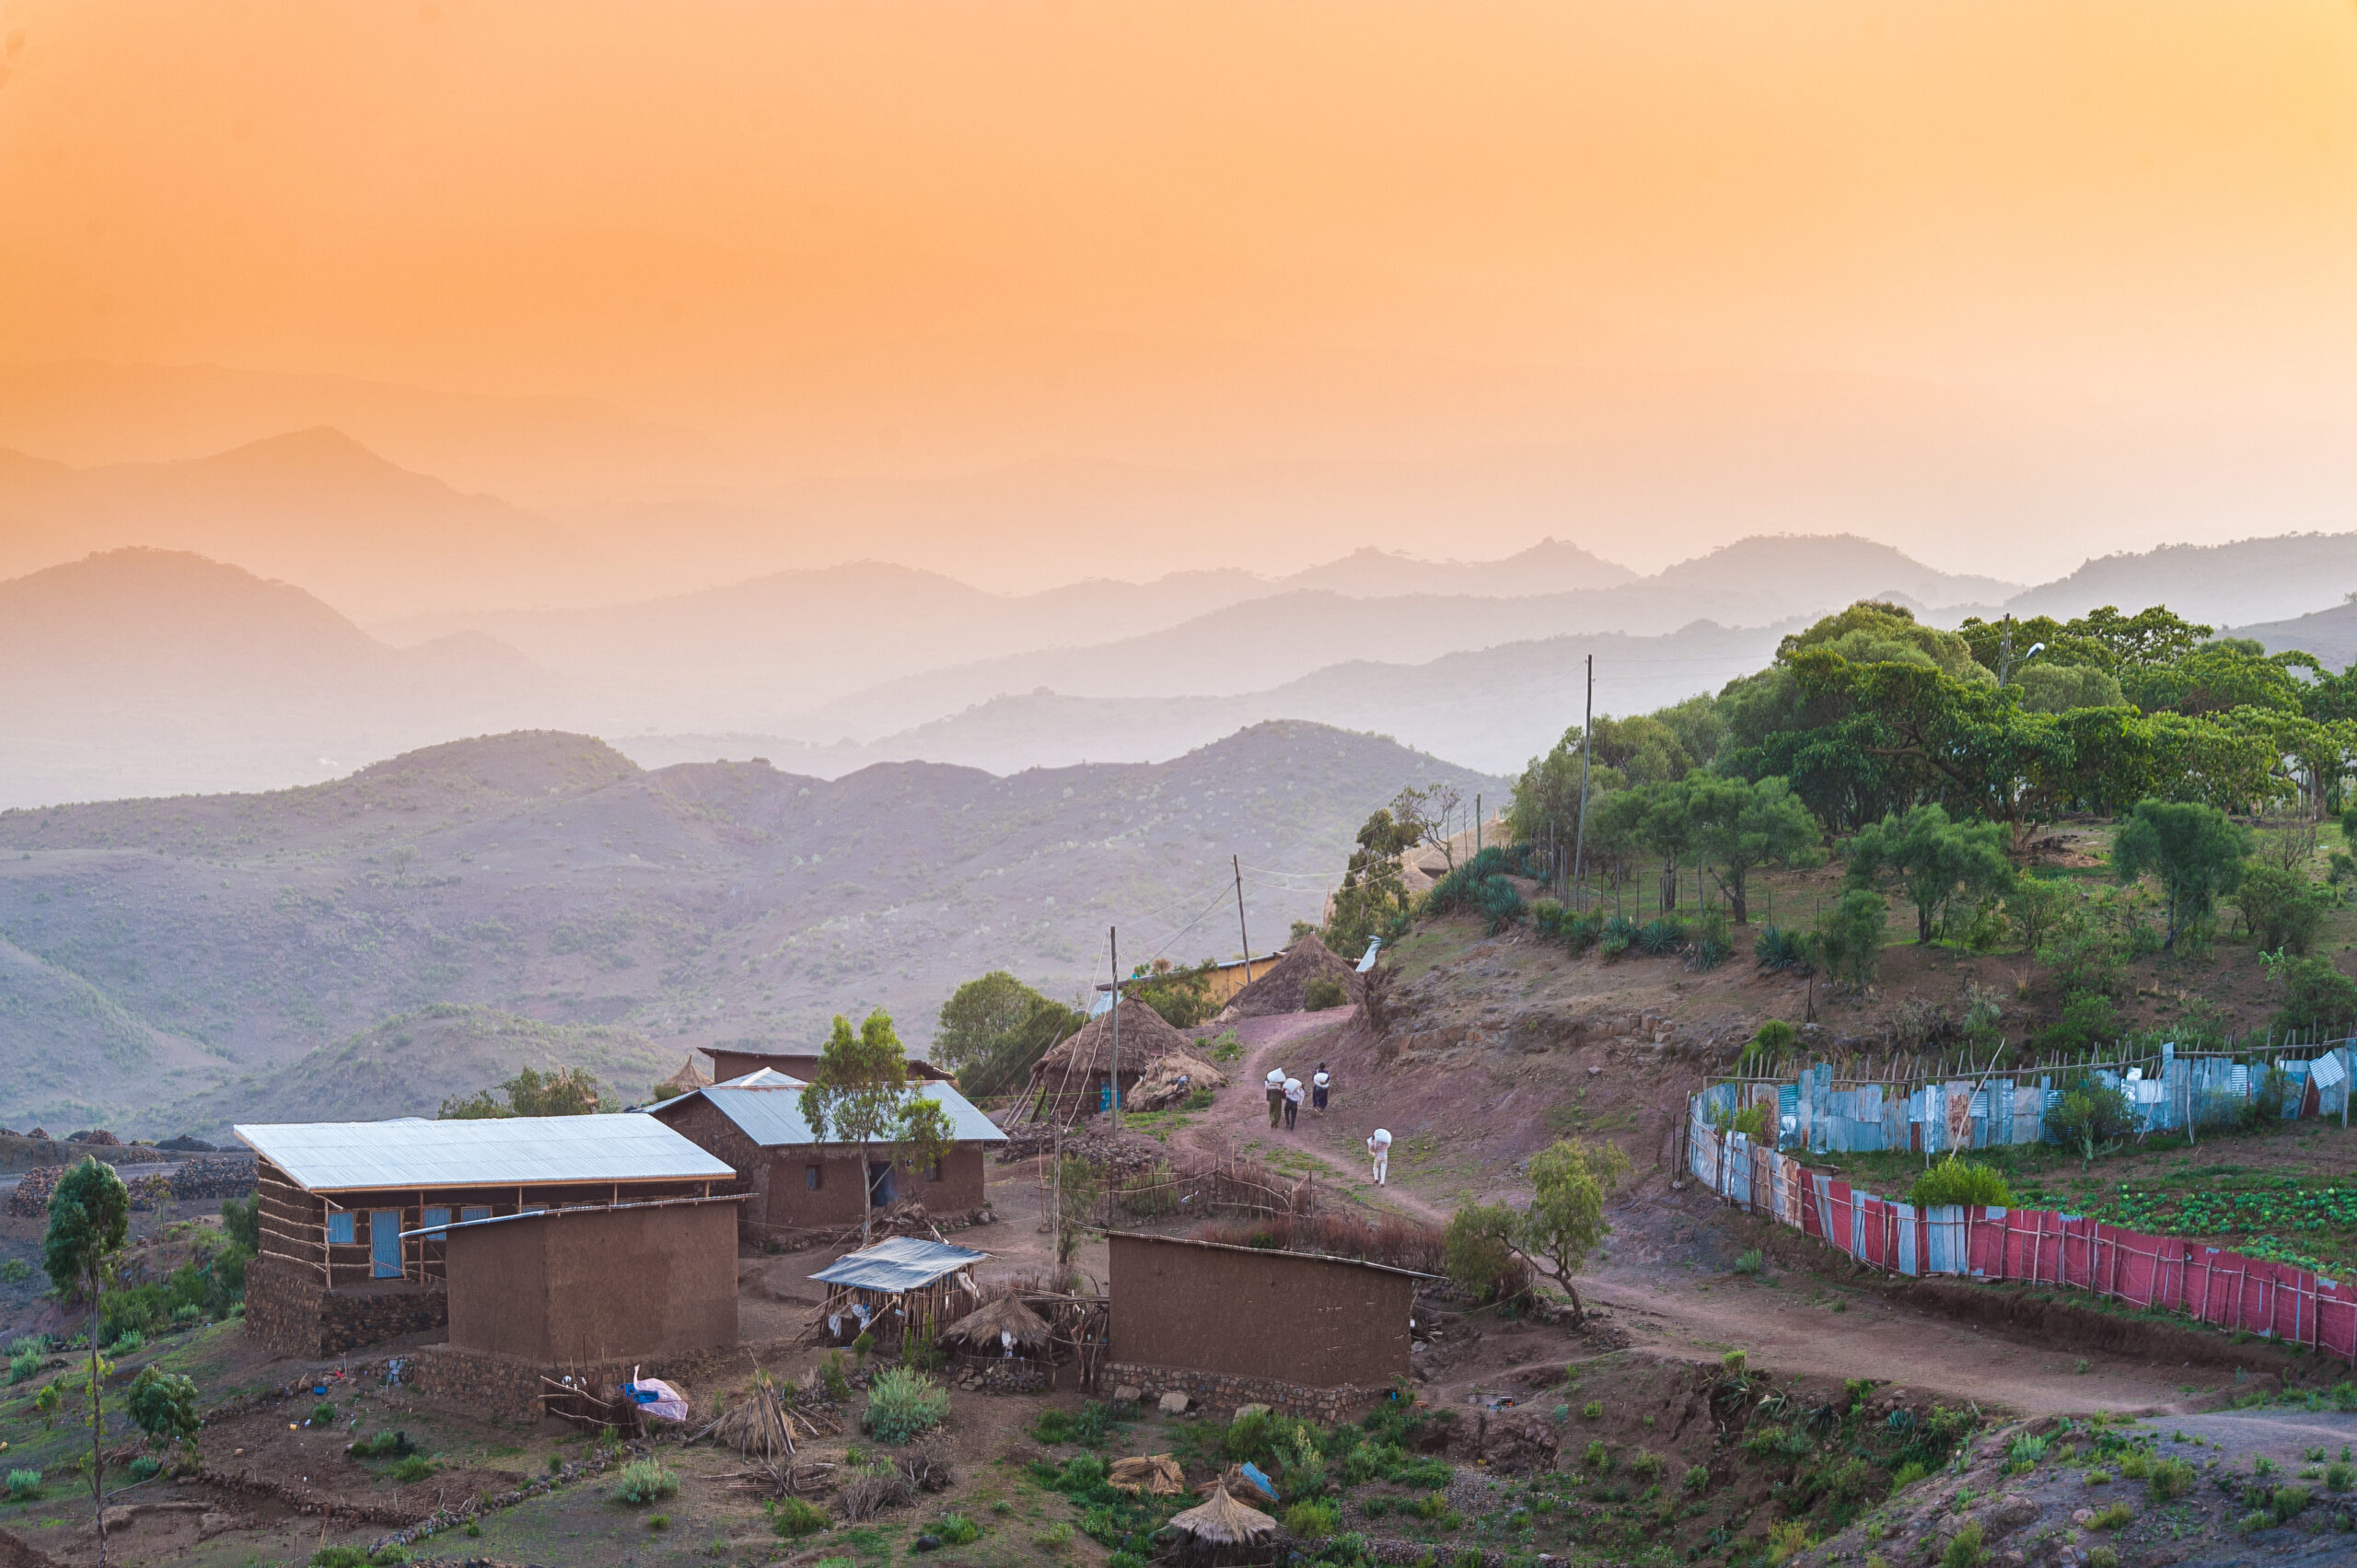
[0,725,1501,1134]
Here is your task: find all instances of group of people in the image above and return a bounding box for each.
[1255,1062,1390,1185]
[1262,1062,1332,1130]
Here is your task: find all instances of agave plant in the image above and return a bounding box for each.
[1635,917,1686,956]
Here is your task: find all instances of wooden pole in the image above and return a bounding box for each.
[1232,855,1257,983]
[1109,925,1120,1131]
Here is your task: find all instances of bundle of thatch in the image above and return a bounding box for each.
[654,1055,713,1098]
[1218,934,1358,1020]
[1025,997,1195,1119]
[1109,1453,1186,1496]
[1128,1051,1226,1113]
[1166,1482,1278,1559]
[937,1293,1053,1357]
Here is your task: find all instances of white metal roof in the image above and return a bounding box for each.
[651,1078,1006,1148]
[810,1236,990,1293]
[234,1114,737,1193]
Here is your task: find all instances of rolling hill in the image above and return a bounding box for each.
[0,725,1501,1135]
[2006,534,2357,631]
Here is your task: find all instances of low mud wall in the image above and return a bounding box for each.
[1104,1360,1388,1424]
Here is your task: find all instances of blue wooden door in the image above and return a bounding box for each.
[371,1210,403,1278]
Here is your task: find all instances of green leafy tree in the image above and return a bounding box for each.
[1125,958,1219,1028]
[1684,775,1822,924]
[1637,783,1697,914]
[2068,605,2212,670]
[1844,805,2014,944]
[1808,889,1888,990]
[2109,798,2248,949]
[951,986,1085,1100]
[125,1365,200,1453]
[799,1011,955,1243]
[1387,784,1464,872]
[437,1064,604,1119]
[2002,877,2074,954]
[1443,1203,1527,1305]
[45,1157,128,1564]
[934,971,1047,1071]
[1515,1140,1631,1322]
[1327,807,1420,954]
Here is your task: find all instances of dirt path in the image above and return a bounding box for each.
[1175,1008,1450,1225]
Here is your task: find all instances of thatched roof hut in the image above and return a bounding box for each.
[653,1054,713,1098]
[1218,934,1358,1020]
[937,1292,1054,1356]
[1025,997,1197,1122]
[1166,1482,1278,1562]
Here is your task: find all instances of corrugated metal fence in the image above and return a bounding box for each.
[1685,1044,2357,1365]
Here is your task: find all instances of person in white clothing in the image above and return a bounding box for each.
[1264,1067,1287,1128]
[1366,1128,1392,1186]
[1311,1063,1331,1115]
[1283,1076,1305,1131]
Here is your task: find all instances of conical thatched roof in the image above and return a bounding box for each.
[1221,934,1358,1019]
[655,1055,713,1098]
[1029,997,1195,1086]
[937,1293,1054,1353]
[1167,1482,1278,1545]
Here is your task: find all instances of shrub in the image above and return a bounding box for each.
[1304,975,1351,1012]
[2087,1550,2119,1568]
[1766,1518,1811,1565]
[769,1496,829,1538]
[348,1430,416,1459]
[6,1353,37,1385]
[1742,1019,1800,1073]
[1037,1520,1075,1549]
[610,1458,679,1505]
[1584,1439,1610,1471]
[1283,1499,1341,1540]
[1890,1460,1930,1490]
[5,1469,40,1502]
[0,1260,29,1284]
[1732,1249,1763,1275]
[1681,1464,1710,1493]
[2049,1082,2135,1163]
[1908,1157,2014,1211]
[2233,865,2326,954]
[1810,889,1888,989]
[2275,956,2357,1034]
[935,1513,981,1545]
[2272,1483,2311,1523]
[1564,913,1604,955]
[1582,1400,1603,1421]
[2326,1460,2354,1492]
[109,1330,144,1354]
[390,1455,437,1484]
[1688,910,1733,970]
[2087,1502,2133,1530]
[1442,1203,1529,1305]
[1753,926,1806,972]
[310,1400,336,1426]
[863,1366,950,1445]
[1635,917,1687,956]
[1628,1450,1666,1482]
[1941,1522,1985,1568]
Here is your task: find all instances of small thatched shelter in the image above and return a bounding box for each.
[653,1055,713,1098]
[1216,935,1358,1021]
[1129,1051,1226,1113]
[937,1293,1054,1358]
[1024,998,1196,1123]
[1165,1481,1279,1563]
[1109,1453,1186,1496]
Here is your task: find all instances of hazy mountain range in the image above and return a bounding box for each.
[0,726,1495,1135]
[11,419,2357,806]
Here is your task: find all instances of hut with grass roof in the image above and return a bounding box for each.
[652,1055,713,1100]
[1216,935,1358,1021]
[1164,1481,1279,1563]
[1024,996,1203,1123]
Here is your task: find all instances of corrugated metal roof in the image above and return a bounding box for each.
[714,1068,806,1088]
[810,1236,990,1293]
[675,1079,1006,1148]
[234,1114,737,1193]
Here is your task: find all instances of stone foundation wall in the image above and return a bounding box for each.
[402,1340,753,1425]
[242,1256,447,1359]
[1103,1360,1387,1424]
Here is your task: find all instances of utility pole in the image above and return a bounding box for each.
[1232,854,1256,984]
[1997,615,2014,686]
[1572,654,1594,911]
[1108,925,1120,1131]
[1476,794,1482,857]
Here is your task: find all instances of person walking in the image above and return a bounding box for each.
[1311,1063,1331,1116]
[1265,1066,1286,1128]
[1283,1075,1304,1131]
[1366,1128,1392,1186]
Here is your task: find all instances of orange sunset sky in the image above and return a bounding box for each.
[3,1,2356,584]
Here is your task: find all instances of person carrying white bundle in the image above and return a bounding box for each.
[1264,1067,1286,1128]
[1283,1076,1305,1130]
[1366,1127,1392,1186]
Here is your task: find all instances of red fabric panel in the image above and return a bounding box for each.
[1968,1209,2007,1278]
[1801,1175,1825,1241]
[2187,1249,2230,1328]
[2107,1226,2158,1309]
[2319,1278,2357,1363]
[1829,1181,1856,1263]
[1860,1196,1888,1272]
[2061,1216,2095,1291]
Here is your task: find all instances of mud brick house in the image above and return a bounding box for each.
[1104,1233,1429,1420]
[236,1114,737,1359]
[650,1069,1005,1244]
[702,1046,953,1084]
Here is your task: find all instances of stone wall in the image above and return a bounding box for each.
[1103,1360,1388,1424]
[242,1255,447,1359]
[402,1340,752,1425]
